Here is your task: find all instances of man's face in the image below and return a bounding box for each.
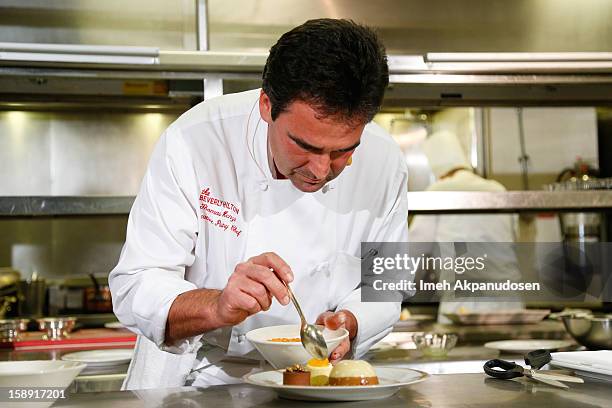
[259,91,365,193]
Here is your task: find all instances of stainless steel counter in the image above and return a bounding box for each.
[53,373,611,408]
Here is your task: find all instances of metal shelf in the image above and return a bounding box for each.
[0,196,134,217]
[407,191,612,214]
[1,191,612,217]
[3,50,612,106]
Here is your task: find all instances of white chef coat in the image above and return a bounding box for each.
[109,89,409,390]
[409,169,523,322]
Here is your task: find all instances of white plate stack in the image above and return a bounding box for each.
[550,351,612,382]
[60,349,133,376]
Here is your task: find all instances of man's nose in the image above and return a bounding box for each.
[309,153,331,179]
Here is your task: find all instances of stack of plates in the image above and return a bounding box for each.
[550,351,612,382]
[61,348,133,375]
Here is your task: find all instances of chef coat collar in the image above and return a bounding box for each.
[246,94,336,193]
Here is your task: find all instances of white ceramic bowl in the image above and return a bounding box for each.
[0,360,86,407]
[246,324,348,369]
[0,360,86,387]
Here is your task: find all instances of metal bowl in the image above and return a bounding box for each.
[37,317,77,340]
[0,318,29,342]
[412,333,458,357]
[561,315,612,350]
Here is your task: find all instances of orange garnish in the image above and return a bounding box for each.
[307,358,330,367]
[268,337,301,342]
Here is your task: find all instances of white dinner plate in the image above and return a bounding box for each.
[484,340,576,354]
[104,322,125,329]
[61,349,134,367]
[369,332,417,351]
[243,366,428,401]
[444,309,550,325]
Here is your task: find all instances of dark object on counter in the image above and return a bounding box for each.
[562,314,612,350]
[84,274,113,313]
[0,268,20,319]
[483,359,583,388]
[17,278,47,318]
[524,349,552,369]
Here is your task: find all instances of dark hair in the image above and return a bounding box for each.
[262,19,388,125]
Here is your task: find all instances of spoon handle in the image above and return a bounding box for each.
[284,282,307,327]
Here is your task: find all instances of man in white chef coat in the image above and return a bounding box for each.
[110,19,409,389]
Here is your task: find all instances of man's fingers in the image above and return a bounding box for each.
[249,252,294,283]
[329,338,350,364]
[236,289,263,315]
[240,280,272,311]
[246,265,290,306]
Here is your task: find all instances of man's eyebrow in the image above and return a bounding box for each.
[288,133,360,153]
[337,140,361,152]
[288,133,323,153]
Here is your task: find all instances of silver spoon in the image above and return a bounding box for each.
[283,281,328,360]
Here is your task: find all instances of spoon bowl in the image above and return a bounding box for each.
[301,320,328,360]
[284,282,329,360]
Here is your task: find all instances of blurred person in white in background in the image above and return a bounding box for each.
[409,130,524,323]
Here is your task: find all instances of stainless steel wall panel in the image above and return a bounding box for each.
[0,111,178,196]
[0,216,126,279]
[0,111,52,195]
[49,112,175,195]
[205,0,612,53]
[2,0,612,54]
[0,0,196,49]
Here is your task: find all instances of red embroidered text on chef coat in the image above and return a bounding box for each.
[198,187,242,237]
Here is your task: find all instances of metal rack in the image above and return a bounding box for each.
[2,191,612,217]
[407,191,612,214]
[3,46,612,216]
[0,196,134,217]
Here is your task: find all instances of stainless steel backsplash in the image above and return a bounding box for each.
[2,0,612,53]
[0,110,180,279]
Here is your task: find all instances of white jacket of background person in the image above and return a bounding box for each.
[109,89,409,389]
[409,131,524,322]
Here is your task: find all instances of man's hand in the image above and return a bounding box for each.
[215,252,293,326]
[165,252,293,345]
[316,310,358,364]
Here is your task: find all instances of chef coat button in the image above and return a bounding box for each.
[322,184,330,193]
[237,334,246,343]
[259,182,269,191]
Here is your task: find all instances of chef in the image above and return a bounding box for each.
[409,130,524,323]
[109,18,409,389]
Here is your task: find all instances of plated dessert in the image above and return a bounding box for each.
[282,359,378,386]
[329,360,379,386]
[283,364,311,385]
[306,358,333,385]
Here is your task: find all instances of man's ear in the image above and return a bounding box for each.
[259,90,273,124]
